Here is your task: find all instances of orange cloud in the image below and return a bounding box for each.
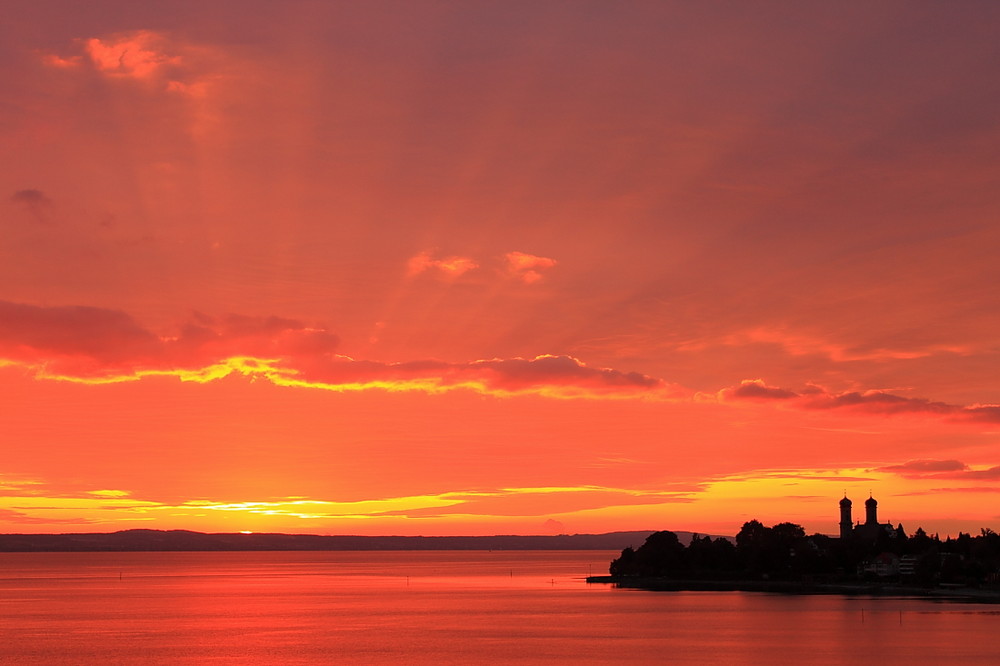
[41,53,82,69]
[83,31,181,79]
[719,379,798,401]
[407,251,478,278]
[505,251,557,284]
[285,354,670,398]
[4,299,999,420]
[4,300,1000,415]
[0,301,669,399]
[42,30,214,97]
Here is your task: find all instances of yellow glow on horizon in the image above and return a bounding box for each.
[87,489,132,498]
[0,485,696,531]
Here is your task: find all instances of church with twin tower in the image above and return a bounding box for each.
[839,493,897,540]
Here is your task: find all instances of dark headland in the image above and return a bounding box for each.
[587,496,1000,603]
[0,529,669,552]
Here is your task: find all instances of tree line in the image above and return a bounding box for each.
[609,521,1000,586]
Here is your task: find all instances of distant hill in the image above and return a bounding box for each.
[0,529,723,552]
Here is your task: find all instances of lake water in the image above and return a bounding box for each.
[1,550,998,664]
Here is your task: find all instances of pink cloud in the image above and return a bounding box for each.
[0,301,336,378]
[964,405,1000,422]
[0,301,161,367]
[937,467,1000,480]
[721,326,971,363]
[879,460,1000,481]
[807,390,959,416]
[719,379,1000,424]
[877,459,969,476]
[41,30,214,97]
[719,379,798,401]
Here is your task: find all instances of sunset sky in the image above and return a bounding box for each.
[2,2,999,538]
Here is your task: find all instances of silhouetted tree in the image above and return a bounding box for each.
[687,534,737,574]
[610,546,637,576]
[908,527,933,554]
[736,520,770,574]
[609,531,688,577]
[633,530,688,576]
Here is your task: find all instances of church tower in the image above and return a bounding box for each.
[839,495,853,539]
[865,494,878,526]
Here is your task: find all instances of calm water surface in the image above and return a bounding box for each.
[1,550,997,664]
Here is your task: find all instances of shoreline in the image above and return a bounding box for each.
[0,530,653,552]
[585,575,1000,603]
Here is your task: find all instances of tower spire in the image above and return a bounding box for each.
[864,492,878,526]
[839,494,853,539]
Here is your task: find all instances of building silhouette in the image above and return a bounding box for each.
[838,493,897,541]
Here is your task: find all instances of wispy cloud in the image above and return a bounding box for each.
[0,476,45,493]
[9,189,52,224]
[877,459,1000,480]
[717,378,1000,424]
[0,485,694,526]
[877,459,969,476]
[505,251,557,284]
[714,469,879,484]
[405,250,556,284]
[10,189,51,207]
[719,326,972,363]
[0,508,87,525]
[407,251,479,278]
